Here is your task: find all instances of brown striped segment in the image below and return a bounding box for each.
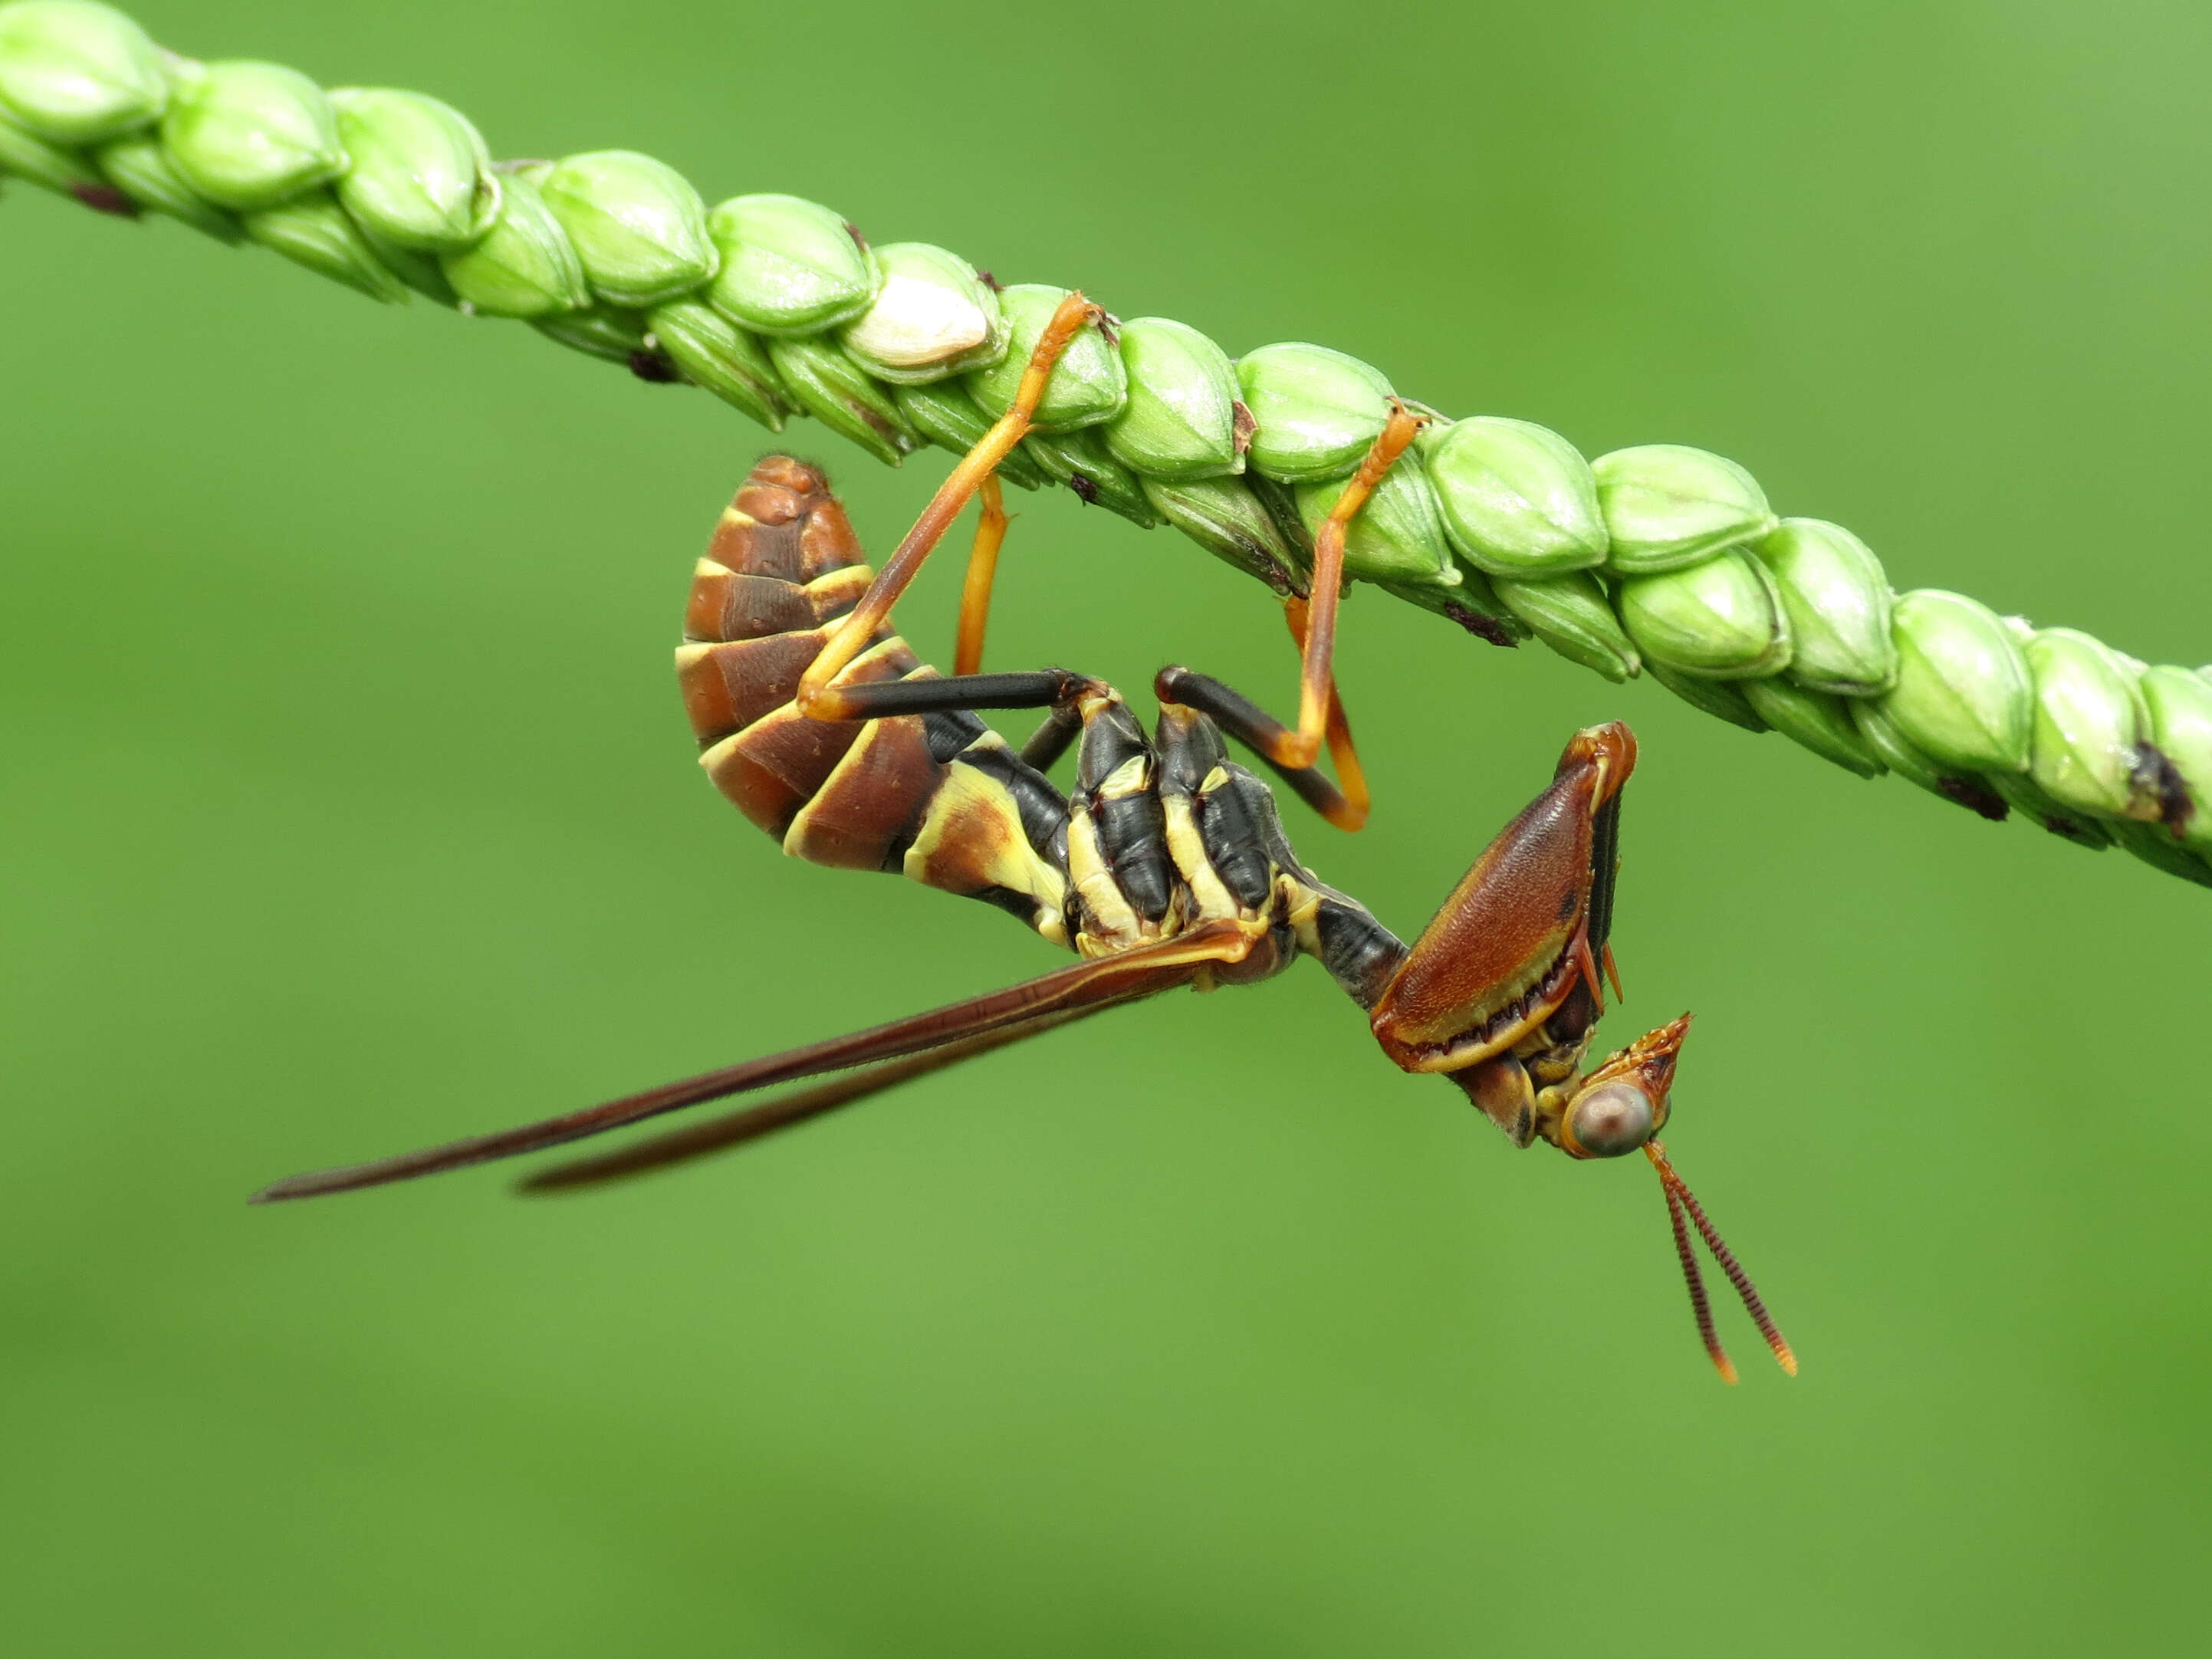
[679,629,825,744]
[784,669,948,872]
[679,629,923,747]
[706,502,804,583]
[699,639,919,838]
[798,494,866,580]
[708,465,813,581]
[698,458,869,584]
[681,455,1068,944]
[799,566,873,626]
[685,561,875,646]
[687,563,810,643]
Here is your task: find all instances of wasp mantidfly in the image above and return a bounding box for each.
[252,456,1794,1382]
[792,292,1403,833]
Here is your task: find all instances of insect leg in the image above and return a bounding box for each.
[1152,666,1359,830]
[797,292,1106,719]
[818,665,1103,772]
[249,918,1254,1204]
[820,667,1102,720]
[1283,596,1370,829]
[954,474,1011,676]
[1136,407,1421,828]
[1277,401,1425,772]
[1017,701,1086,774]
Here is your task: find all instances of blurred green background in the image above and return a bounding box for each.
[6,2,2211,1652]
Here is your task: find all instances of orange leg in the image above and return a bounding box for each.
[954,474,1011,678]
[1270,401,1425,771]
[1282,597,1371,832]
[798,292,1103,718]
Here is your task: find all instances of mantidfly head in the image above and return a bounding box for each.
[1545,1010,1688,1160]
[1366,722,1794,1381]
[1521,1010,1796,1385]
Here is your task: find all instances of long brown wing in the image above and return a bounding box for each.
[518,1010,1084,1194]
[249,920,1254,1204]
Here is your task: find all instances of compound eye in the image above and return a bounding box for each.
[1568,1082,1655,1158]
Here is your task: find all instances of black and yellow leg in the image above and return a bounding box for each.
[1018,699,1087,774]
[1153,666,1361,831]
[798,294,1105,719]
[836,662,1365,832]
[822,668,1103,721]
[817,666,1106,774]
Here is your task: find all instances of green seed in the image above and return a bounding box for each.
[0,100,103,193]
[532,303,649,364]
[1849,698,2006,816]
[1103,316,1243,481]
[1982,770,2114,849]
[966,283,1126,434]
[1740,676,1885,778]
[704,193,877,337]
[1648,661,1769,734]
[1592,443,1777,575]
[1237,343,1392,484]
[92,129,238,238]
[840,241,1005,384]
[1142,475,1301,595]
[892,380,1047,491]
[242,187,408,303]
[2022,628,2153,819]
[647,298,788,430]
[0,0,166,143]
[1880,589,2033,774]
[2106,818,2212,887]
[160,60,343,212]
[1022,427,1159,527]
[439,171,588,319]
[328,87,497,251]
[1616,548,1793,678]
[1423,416,1608,577]
[1492,570,1641,682]
[767,334,918,467]
[537,149,716,310]
[1379,564,1527,646]
[1750,517,1896,695]
[362,226,457,304]
[2138,665,2212,853]
[1293,445,1458,590]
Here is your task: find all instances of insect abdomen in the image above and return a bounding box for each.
[678,458,1070,940]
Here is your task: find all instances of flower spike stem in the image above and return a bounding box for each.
[4,2,2207,884]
